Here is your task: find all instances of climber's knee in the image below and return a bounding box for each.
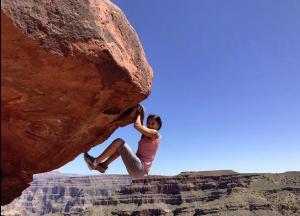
[114,138,125,151]
[115,139,126,153]
[114,138,125,145]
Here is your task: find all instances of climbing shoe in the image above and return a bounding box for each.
[84,152,95,170]
[95,163,108,174]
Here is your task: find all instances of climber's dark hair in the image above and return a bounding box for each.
[147,114,162,130]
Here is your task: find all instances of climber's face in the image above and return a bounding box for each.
[147,118,160,130]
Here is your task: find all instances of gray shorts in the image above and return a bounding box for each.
[118,143,147,179]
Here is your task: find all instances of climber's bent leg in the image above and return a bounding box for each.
[117,143,147,179]
[102,151,120,167]
[94,138,125,164]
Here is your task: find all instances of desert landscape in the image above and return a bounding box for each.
[2,171,299,215]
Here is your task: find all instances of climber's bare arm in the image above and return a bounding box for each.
[138,106,145,125]
[134,115,160,139]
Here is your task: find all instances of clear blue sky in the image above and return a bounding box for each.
[58,0,300,175]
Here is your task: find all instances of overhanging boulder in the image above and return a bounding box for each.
[1,0,153,205]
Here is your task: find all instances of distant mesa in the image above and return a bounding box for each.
[33,171,85,179]
[1,0,153,205]
[2,171,299,215]
[179,170,239,176]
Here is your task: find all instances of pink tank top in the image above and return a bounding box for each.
[136,135,160,173]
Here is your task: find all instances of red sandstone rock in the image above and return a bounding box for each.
[1,0,153,205]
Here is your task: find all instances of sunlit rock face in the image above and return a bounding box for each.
[1,0,153,205]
